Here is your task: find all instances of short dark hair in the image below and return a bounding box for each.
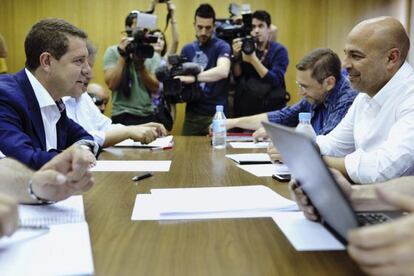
[296,48,341,84]
[194,3,216,22]
[125,12,137,28]
[252,10,271,27]
[25,18,87,70]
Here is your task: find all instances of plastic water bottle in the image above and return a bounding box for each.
[295,112,317,141]
[212,105,227,149]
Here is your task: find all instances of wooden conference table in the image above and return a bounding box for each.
[85,136,363,275]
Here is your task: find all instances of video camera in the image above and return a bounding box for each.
[155,54,202,103]
[216,3,255,54]
[125,11,158,59]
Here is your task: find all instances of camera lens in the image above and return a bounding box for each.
[242,37,255,55]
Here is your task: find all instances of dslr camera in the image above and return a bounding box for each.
[124,11,158,59]
[155,54,202,103]
[216,4,255,54]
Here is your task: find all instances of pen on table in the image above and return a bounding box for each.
[132,172,154,182]
[150,146,173,151]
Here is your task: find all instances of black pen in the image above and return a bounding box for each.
[132,172,154,182]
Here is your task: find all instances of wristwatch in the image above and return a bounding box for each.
[75,139,99,156]
[27,179,55,204]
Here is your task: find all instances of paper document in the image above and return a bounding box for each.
[226,153,272,164]
[131,185,298,221]
[91,160,171,172]
[229,142,269,149]
[238,163,290,177]
[272,212,345,251]
[0,222,94,275]
[19,195,85,226]
[115,135,173,148]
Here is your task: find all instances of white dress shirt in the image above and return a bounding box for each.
[64,93,123,146]
[316,62,414,184]
[25,69,61,151]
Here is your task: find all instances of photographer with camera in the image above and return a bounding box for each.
[104,12,162,126]
[232,10,289,117]
[175,3,231,136]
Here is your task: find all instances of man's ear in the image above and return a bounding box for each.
[324,75,336,91]
[387,48,401,69]
[39,52,53,72]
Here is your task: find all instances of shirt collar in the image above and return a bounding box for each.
[372,62,413,107]
[25,68,57,108]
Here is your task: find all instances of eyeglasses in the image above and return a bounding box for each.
[295,81,308,92]
[296,76,330,92]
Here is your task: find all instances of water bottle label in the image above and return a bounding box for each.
[213,120,225,132]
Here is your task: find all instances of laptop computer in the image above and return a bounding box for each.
[262,121,402,244]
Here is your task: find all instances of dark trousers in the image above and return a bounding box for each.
[112,113,159,126]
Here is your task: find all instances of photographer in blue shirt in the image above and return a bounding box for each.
[175,3,231,136]
[232,10,289,117]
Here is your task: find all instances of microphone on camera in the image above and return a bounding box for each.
[181,62,202,75]
[155,65,170,82]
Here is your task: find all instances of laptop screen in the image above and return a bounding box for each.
[262,121,359,242]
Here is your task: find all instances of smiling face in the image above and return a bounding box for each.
[48,36,91,99]
[343,25,391,96]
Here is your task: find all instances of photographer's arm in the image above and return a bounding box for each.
[104,57,126,90]
[243,53,268,78]
[232,38,243,77]
[198,57,230,82]
[137,64,160,94]
[165,2,179,57]
[175,57,230,84]
[104,38,129,90]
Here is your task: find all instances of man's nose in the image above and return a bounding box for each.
[83,61,92,76]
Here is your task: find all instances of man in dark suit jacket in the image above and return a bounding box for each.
[0,18,97,170]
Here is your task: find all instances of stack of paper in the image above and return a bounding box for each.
[272,212,344,251]
[114,135,173,148]
[0,196,94,275]
[131,185,298,220]
[226,153,272,164]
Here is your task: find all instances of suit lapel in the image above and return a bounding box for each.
[15,70,47,150]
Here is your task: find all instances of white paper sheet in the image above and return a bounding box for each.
[226,153,272,164]
[237,163,290,177]
[91,160,171,172]
[229,142,269,149]
[0,222,95,275]
[131,185,298,221]
[226,135,255,142]
[272,212,345,251]
[19,195,85,226]
[114,135,173,148]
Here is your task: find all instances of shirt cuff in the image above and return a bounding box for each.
[344,149,377,184]
[90,131,106,147]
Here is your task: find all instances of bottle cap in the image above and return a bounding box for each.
[298,112,311,121]
[216,105,224,112]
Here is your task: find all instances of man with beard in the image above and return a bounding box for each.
[175,3,231,135]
